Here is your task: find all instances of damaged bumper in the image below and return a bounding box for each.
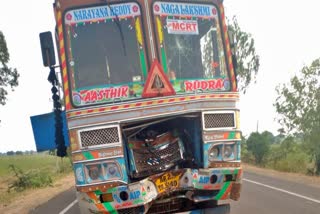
[77,167,242,213]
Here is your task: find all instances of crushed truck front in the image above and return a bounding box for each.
[52,0,242,213]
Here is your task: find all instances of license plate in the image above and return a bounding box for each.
[155,172,180,193]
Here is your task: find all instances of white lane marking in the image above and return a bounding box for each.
[244,178,320,204]
[59,199,78,214]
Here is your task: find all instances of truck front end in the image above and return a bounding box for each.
[47,0,242,213]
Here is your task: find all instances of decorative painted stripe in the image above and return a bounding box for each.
[220,182,233,200]
[139,50,147,78]
[86,192,109,212]
[72,147,124,162]
[156,16,163,43]
[219,4,237,92]
[57,11,71,110]
[67,93,239,118]
[228,132,236,139]
[161,48,168,73]
[222,169,232,174]
[233,168,239,175]
[83,151,95,160]
[95,190,103,195]
[95,203,107,212]
[103,202,118,214]
[135,17,143,46]
[87,192,99,203]
[215,181,231,200]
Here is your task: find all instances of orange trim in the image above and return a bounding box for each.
[67,93,239,118]
[209,162,241,168]
[86,192,108,212]
[219,4,237,92]
[57,11,71,110]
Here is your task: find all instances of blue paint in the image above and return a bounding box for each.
[199,176,210,184]
[117,186,128,192]
[113,193,121,203]
[129,191,141,200]
[237,141,241,160]
[159,3,211,17]
[30,111,69,152]
[73,163,86,185]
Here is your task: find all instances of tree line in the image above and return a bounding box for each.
[2,150,36,156]
[242,131,318,175]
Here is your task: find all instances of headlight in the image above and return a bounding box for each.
[82,160,124,184]
[223,144,235,160]
[208,146,220,161]
[224,145,233,158]
[207,143,237,163]
[104,162,121,179]
[86,164,102,181]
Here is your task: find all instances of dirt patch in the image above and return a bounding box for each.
[0,173,75,214]
[243,163,320,188]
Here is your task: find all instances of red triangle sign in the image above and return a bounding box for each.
[142,60,176,98]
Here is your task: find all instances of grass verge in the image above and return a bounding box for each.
[0,154,72,207]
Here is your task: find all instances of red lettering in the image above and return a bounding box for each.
[194,81,200,90]
[121,87,128,97]
[184,80,224,91]
[186,23,191,31]
[84,92,91,102]
[105,89,111,98]
[201,81,208,90]
[110,88,117,98]
[216,79,223,89]
[208,80,215,89]
[185,81,193,91]
[172,22,179,30]
[180,23,186,30]
[191,23,197,31]
[117,87,121,97]
[90,91,97,101]
[98,90,104,100]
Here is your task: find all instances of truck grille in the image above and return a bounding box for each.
[79,126,120,148]
[130,133,184,178]
[203,112,235,130]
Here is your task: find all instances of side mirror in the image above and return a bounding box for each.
[39,31,56,67]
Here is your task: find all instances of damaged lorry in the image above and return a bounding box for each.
[35,0,242,213]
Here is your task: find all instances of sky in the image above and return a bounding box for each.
[0,0,320,152]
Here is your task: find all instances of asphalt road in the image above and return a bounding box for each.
[30,171,320,214]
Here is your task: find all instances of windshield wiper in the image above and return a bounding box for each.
[102,0,127,56]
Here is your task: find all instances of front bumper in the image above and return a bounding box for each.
[77,167,242,214]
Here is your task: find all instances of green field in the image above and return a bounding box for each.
[0,153,71,177]
[0,154,72,205]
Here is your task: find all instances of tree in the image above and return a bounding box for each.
[228,16,260,93]
[275,58,320,174]
[6,151,14,156]
[0,31,19,105]
[246,132,270,165]
[15,151,23,155]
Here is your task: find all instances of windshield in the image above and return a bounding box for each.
[153,1,230,93]
[64,2,147,106]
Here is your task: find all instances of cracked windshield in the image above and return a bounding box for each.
[153,1,230,93]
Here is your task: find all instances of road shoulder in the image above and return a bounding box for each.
[243,163,320,188]
[0,173,75,214]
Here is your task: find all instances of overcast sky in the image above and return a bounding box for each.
[0,0,320,152]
